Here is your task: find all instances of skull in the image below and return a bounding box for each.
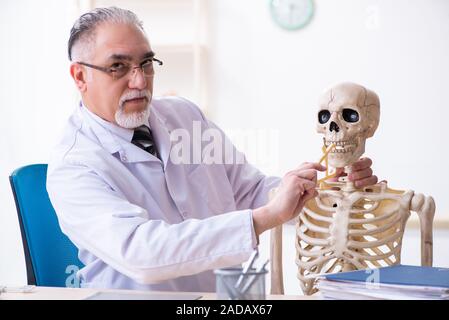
[316,82,380,168]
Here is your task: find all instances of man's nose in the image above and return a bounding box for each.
[128,68,147,90]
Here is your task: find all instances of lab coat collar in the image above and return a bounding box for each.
[79,101,168,164]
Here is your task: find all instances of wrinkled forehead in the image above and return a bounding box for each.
[93,22,151,61]
[318,86,367,112]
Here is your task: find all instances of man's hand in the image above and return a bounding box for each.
[252,162,326,236]
[332,157,378,188]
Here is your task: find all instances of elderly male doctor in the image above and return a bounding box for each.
[47,7,377,292]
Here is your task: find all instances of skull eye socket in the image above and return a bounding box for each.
[318,110,331,124]
[342,108,359,123]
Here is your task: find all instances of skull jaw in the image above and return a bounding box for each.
[327,139,366,168]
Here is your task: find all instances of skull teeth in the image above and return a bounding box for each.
[332,147,354,153]
[324,139,356,153]
[325,140,355,147]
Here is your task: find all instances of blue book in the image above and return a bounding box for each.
[324,265,449,289]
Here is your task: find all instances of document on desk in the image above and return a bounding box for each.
[316,265,449,300]
[85,291,202,300]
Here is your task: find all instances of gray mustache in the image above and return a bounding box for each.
[119,91,151,106]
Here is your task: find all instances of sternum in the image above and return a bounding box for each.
[329,201,351,256]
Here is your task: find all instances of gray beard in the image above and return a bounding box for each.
[114,103,151,129]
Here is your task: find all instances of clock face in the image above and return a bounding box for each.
[269,0,314,31]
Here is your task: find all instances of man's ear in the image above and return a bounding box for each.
[70,63,88,92]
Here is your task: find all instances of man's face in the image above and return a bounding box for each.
[78,22,154,128]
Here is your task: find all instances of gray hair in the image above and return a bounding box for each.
[68,7,144,61]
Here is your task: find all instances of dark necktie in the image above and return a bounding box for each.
[131,125,159,159]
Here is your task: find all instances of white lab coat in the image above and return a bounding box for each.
[47,96,280,292]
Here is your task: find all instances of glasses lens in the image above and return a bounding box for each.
[142,61,157,77]
[112,65,130,79]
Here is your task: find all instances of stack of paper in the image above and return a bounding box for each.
[316,265,449,300]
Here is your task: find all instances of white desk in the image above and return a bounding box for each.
[0,286,319,300]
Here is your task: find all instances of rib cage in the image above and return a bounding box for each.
[295,183,413,295]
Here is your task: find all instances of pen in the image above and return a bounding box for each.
[240,259,270,296]
[234,249,258,290]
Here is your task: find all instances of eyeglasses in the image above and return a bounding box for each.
[77,57,163,80]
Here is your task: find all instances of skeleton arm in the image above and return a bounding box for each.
[270,224,284,294]
[268,187,285,294]
[410,193,436,266]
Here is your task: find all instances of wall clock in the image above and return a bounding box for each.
[269,0,314,31]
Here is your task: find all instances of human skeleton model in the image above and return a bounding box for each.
[270,82,436,295]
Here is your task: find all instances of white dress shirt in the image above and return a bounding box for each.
[47,96,280,292]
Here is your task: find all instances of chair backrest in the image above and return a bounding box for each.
[10,164,83,287]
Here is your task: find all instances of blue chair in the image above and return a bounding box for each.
[9,164,83,287]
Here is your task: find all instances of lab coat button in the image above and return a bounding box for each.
[121,155,128,162]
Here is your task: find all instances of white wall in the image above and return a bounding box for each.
[0,0,80,286]
[206,0,449,219]
[1,0,448,293]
